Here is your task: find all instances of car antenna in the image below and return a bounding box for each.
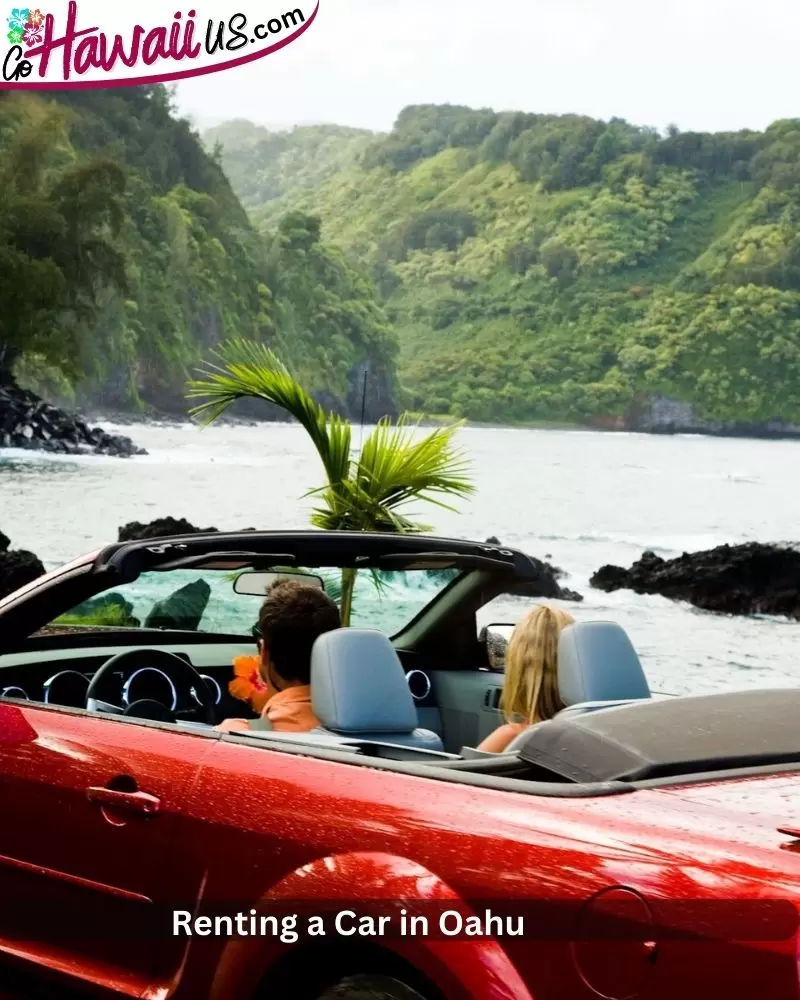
[359,367,368,452]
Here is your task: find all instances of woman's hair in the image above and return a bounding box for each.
[501,604,574,725]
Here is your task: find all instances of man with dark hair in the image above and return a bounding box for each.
[216,579,341,733]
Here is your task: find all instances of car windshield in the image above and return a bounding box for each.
[48,566,462,639]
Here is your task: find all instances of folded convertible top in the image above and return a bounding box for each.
[515,689,800,783]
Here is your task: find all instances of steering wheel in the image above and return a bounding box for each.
[85,649,217,725]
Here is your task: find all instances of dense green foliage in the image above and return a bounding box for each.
[204,120,372,213]
[0,88,396,415]
[260,212,396,405]
[0,95,127,387]
[209,107,800,425]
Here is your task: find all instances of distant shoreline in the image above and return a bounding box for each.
[80,408,800,443]
[78,407,582,432]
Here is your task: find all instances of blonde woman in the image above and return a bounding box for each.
[478,604,574,753]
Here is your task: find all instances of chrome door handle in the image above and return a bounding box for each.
[86,786,162,815]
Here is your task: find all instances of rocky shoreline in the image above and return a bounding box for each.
[591,542,800,620]
[0,383,146,458]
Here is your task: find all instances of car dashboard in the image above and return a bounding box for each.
[0,636,442,729]
[0,640,258,721]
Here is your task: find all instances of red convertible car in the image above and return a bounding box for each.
[0,530,799,1000]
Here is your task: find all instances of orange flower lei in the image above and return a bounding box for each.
[229,655,270,714]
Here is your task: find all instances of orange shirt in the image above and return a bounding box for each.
[263,685,319,732]
[216,685,320,734]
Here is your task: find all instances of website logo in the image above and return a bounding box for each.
[1,2,317,88]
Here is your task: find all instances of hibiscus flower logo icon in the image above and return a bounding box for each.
[7,7,28,43]
[23,18,42,45]
[6,7,46,47]
[7,7,29,31]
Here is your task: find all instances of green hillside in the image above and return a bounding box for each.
[207,107,800,426]
[204,119,373,222]
[0,88,396,418]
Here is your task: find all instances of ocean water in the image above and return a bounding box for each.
[1,420,799,697]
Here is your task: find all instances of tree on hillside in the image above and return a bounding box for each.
[0,96,127,386]
[258,210,399,416]
[186,338,474,624]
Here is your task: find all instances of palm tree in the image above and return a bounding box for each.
[186,338,474,624]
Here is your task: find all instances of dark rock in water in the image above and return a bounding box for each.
[118,518,219,542]
[511,556,583,603]
[144,579,212,631]
[485,536,582,601]
[0,544,45,601]
[0,383,145,458]
[590,563,631,591]
[67,593,140,627]
[591,543,800,619]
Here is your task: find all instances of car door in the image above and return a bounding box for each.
[430,668,504,751]
[0,698,216,999]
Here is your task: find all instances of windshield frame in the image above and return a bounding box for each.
[0,532,541,648]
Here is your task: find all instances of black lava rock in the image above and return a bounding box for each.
[143,579,211,631]
[508,554,583,603]
[591,542,800,619]
[118,518,219,542]
[0,543,45,601]
[0,383,146,458]
[485,536,582,601]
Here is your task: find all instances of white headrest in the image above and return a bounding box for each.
[558,621,651,707]
[310,628,419,734]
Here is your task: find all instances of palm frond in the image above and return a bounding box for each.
[353,417,474,514]
[305,475,424,531]
[186,338,351,486]
[317,570,343,603]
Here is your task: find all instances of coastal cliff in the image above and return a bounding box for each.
[624,395,800,439]
[587,395,800,439]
